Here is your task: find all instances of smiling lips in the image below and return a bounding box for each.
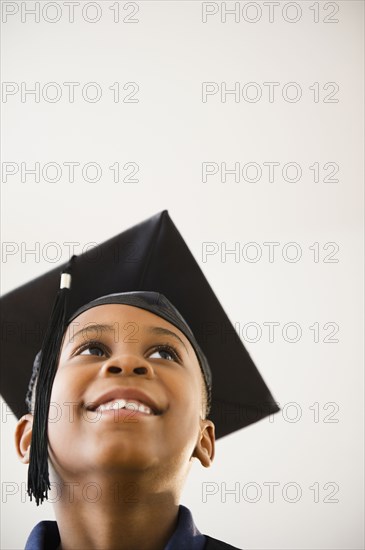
[96,399,153,416]
[86,387,163,416]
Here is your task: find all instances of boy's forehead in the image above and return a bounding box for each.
[72,302,172,323]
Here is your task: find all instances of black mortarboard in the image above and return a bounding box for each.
[0,210,279,503]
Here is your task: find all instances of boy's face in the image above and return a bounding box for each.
[44,304,214,484]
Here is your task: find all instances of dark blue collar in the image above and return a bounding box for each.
[24,504,206,550]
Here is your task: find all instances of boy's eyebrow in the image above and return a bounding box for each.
[147,326,189,355]
[66,323,116,346]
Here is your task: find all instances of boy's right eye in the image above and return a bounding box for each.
[80,346,104,357]
[76,341,108,357]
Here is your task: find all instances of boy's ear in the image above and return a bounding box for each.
[15,414,33,464]
[192,419,215,467]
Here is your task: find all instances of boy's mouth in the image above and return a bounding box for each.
[94,399,154,415]
[85,387,163,416]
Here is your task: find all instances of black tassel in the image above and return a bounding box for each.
[27,256,76,505]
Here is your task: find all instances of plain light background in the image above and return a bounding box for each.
[1,1,364,548]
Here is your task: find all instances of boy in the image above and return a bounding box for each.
[2,211,279,549]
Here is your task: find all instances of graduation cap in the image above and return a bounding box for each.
[0,210,279,504]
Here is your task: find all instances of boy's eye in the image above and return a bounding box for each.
[77,343,107,357]
[148,346,179,362]
[74,342,180,362]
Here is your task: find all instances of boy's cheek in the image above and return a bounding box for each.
[48,401,79,426]
[50,370,88,412]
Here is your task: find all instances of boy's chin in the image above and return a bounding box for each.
[49,445,163,479]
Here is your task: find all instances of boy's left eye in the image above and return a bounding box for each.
[148,346,179,362]
[78,344,106,357]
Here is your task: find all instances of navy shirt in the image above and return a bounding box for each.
[24,504,206,550]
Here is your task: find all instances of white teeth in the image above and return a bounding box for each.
[96,399,153,415]
[111,399,126,410]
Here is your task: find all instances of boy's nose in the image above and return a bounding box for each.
[98,355,155,378]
